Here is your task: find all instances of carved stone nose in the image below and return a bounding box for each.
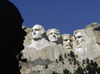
[67,40,70,42]
[52,34,55,37]
[33,32,36,34]
[33,31,36,34]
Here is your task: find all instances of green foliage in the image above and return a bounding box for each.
[82,59,85,64]
[63,69,70,74]
[64,53,67,58]
[97,67,100,73]
[76,66,84,74]
[70,50,75,58]
[52,71,58,74]
[90,60,94,66]
[86,58,89,64]
[68,53,70,56]
[45,64,48,69]
[17,52,23,60]
[70,61,72,64]
[86,64,90,70]
[59,54,63,62]
[73,60,76,65]
[73,58,100,74]
[17,52,27,62]
[94,62,98,67]
[52,54,100,74]
[68,58,71,61]
[56,59,58,63]
[76,61,80,66]
[72,57,76,61]
[38,70,40,73]
[62,61,64,64]
[76,55,78,58]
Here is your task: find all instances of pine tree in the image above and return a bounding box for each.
[70,50,75,58]
[76,61,80,66]
[52,71,58,74]
[68,53,70,56]
[82,59,85,64]
[86,58,89,64]
[94,62,98,67]
[97,67,100,74]
[45,64,48,69]
[76,55,78,58]
[76,66,84,74]
[63,69,70,74]
[70,61,72,65]
[86,64,90,70]
[64,53,67,58]
[38,70,40,73]
[62,61,64,64]
[73,60,76,65]
[90,60,94,66]
[68,58,71,61]
[56,59,58,63]
[59,54,63,62]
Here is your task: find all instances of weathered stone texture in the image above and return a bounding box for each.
[21,22,100,74]
[86,22,100,44]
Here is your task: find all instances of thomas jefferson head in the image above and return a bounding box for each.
[62,34,73,49]
[46,28,61,44]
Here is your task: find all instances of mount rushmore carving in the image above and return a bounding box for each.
[22,22,100,62]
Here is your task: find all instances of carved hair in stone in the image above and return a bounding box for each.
[32,24,45,40]
[27,24,50,50]
[74,30,85,47]
[62,34,73,49]
[46,28,61,44]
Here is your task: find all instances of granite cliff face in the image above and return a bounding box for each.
[86,22,100,45]
[21,22,100,74]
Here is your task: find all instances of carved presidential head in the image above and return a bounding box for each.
[62,34,73,49]
[32,24,45,40]
[74,30,85,46]
[46,28,61,44]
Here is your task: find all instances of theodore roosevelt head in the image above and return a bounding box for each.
[62,34,73,49]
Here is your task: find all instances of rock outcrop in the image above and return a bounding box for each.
[86,22,100,45]
[20,22,100,74]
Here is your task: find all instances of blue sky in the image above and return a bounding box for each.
[9,0,100,36]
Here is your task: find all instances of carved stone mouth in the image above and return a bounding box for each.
[66,44,71,46]
[51,37,56,39]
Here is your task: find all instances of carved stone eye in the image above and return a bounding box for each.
[54,32,59,35]
[69,39,72,42]
[49,33,53,35]
[64,39,68,41]
[78,36,82,38]
[35,29,39,31]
